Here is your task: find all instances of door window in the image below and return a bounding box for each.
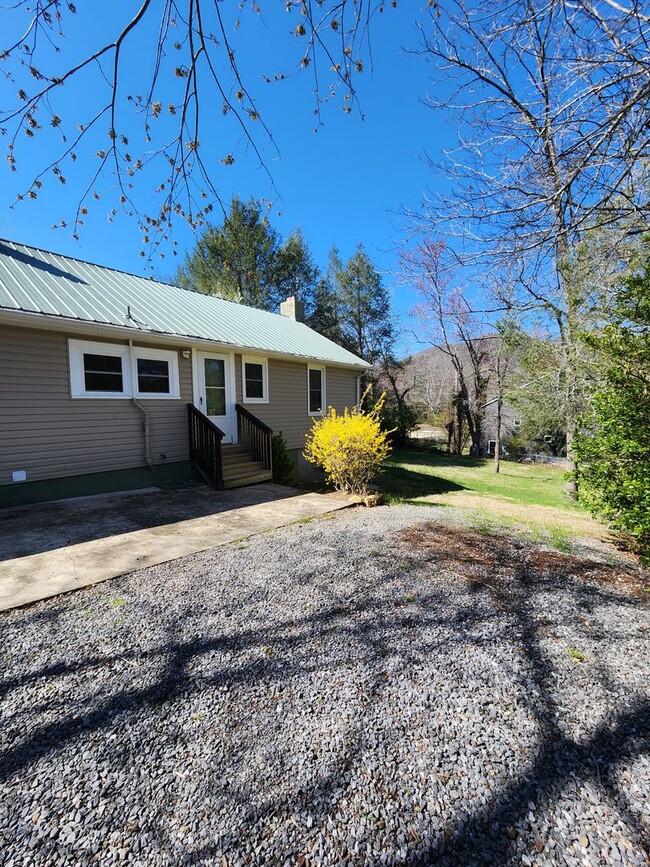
[204,358,226,416]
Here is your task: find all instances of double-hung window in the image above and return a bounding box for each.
[307,365,326,415]
[133,347,180,398]
[69,340,180,399]
[69,341,131,398]
[242,356,268,403]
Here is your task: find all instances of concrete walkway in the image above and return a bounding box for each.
[0,484,350,611]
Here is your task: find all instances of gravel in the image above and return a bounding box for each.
[1,503,649,866]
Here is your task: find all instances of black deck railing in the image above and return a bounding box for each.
[187,404,225,489]
[235,403,272,471]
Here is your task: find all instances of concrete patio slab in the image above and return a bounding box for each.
[0,483,350,611]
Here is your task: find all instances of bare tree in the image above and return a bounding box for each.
[403,238,493,456]
[0,2,387,255]
[414,0,650,493]
[487,318,521,473]
[408,348,455,421]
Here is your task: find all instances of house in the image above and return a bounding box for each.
[0,239,370,507]
[481,397,522,457]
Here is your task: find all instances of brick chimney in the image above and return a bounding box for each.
[280,295,305,323]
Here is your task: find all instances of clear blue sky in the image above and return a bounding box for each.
[0,5,457,355]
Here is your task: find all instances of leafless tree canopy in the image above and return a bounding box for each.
[418,0,650,275]
[402,0,649,489]
[0,1,388,253]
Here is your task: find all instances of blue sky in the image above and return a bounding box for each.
[0,4,457,355]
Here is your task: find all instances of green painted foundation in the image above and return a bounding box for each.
[0,461,202,508]
[288,448,324,484]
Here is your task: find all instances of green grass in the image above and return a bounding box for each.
[568,647,587,663]
[382,449,576,511]
[379,448,602,550]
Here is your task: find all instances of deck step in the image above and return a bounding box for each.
[222,455,262,468]
[222,445,270,485]
[223,471,273,489]
[221,445,250,456]
[193,441,272,489]
[223,463,267,481]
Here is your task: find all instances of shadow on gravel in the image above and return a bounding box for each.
[390,524,650,864]
[1,524,648,865]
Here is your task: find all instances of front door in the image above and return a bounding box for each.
[197,353,233,443]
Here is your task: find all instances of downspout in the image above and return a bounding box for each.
[128,339,154,470]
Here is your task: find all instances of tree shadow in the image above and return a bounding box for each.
[381,464,467,498]
[0,482,302,560]
[1,523,648,864]
[0,242,87,284]
[391,447,487,470]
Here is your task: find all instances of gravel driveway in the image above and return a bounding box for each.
[1,504,649,866]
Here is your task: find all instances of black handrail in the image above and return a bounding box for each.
[235,403,273,471]
[187,404,225,489]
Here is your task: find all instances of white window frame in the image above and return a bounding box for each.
[69,339,132,399]
[69,339,180,399]
[307,364,326,416]
[241,355,269,404]
[133,346,181,399]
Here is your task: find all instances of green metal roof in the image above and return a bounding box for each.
[0,239,370,369]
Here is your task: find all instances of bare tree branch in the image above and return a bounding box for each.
[0,1,385,259]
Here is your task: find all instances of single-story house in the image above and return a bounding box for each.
[0,239,370,507]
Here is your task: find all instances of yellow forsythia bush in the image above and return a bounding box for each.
[303,392,392,495]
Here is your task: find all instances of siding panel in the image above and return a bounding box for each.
[0,324,192,485]
[237,358,358,451]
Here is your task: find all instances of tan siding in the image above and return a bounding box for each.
[0,321,362,485]
[238,358,358,451]
[326,366,358,413]
[0,324,192,485]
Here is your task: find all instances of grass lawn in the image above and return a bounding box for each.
[381,448,607,548]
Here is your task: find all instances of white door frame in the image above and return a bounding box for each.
[192,350,237,444]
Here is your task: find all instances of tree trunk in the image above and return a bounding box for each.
[565,413,577,499]
[455,398,464,455]
[494,396,502,474]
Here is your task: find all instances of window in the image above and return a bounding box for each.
[70,340,130,398]
[69,340,180,399]
[134,347,180,398]
[205,357,227,416]
[308,365,326,415]
[242,356,268,403]
[137,358,170,394]
[83,352,124,393]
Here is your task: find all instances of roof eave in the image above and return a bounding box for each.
[0,307,372,371]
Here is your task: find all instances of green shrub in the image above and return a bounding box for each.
[271,432,294,485]
[574,253,650,557]
[380,399,418,446]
